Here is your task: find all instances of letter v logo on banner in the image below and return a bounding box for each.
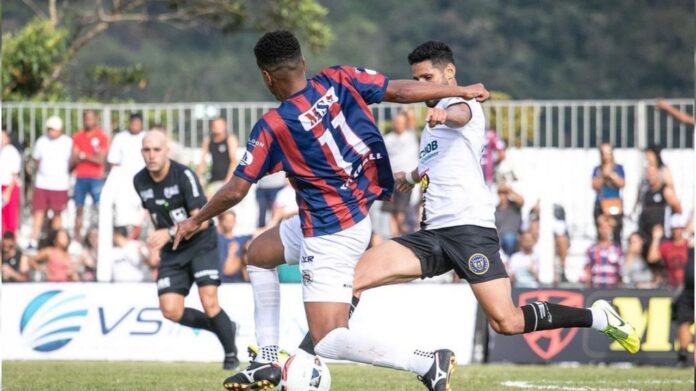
[518,290,584,361]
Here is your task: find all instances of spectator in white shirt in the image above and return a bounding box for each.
[506,231,540,288]
[1,128,22,236]
[29,116,73,249]
[382,111,419,235]
[107,113,146,228]
[110,226,149,282]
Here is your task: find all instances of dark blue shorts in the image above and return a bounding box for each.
[73,177,104,207]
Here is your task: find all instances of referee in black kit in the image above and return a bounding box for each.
[133,130,239,369]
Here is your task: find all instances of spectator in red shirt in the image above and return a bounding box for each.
[648,214,689,288]
[71,110,109,242]
[584,214,623,288]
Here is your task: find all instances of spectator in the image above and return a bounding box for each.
[481,128,506,186]
[584,215,622,289]
[29,116,73,250]
[110,226,149,282]
[591,142,625,243]
[151,124,187,165]
[29,228,78,282]
[2,231,29,282]
[1,128,22,236]
[638,165,681,242]
[196,117,238,197]
[656,98,695,126]
[107,113,146,229]
[71,110,109,242]
[217,211,250,283]
[647,215,689,289]
[256,172,286,228]
[506,231,539,288]
[76,225,99,282]
[495,183,524,256]
[382,111,419,236]
[621,232,655,288]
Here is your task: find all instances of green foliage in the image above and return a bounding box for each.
[1,19,67,101]
[84,64,148,101]
[261,0,333,52]
[486,91,536,147]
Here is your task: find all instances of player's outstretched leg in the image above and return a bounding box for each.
[224,226,286,390]
[470,277,640,353]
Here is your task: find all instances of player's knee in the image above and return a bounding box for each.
[200,298,220,316]
[489,313,523,336]
[160,304,183,322]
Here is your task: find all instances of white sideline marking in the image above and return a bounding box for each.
[500,381,640,391]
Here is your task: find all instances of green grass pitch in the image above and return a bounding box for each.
[2,361,693,390]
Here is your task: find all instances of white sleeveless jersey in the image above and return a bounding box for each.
[417,97,496,230]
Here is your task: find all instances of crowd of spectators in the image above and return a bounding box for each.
[0,107,693,298]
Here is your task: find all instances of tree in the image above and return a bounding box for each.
[3,0,332,100]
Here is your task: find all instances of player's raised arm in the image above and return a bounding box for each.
[173,175,251,249]
[384,80,489,103]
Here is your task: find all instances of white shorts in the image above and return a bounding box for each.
[279,215,372,303]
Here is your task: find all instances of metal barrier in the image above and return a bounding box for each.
[2,99,694,149]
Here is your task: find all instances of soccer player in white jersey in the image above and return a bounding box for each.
[352,42,641,379]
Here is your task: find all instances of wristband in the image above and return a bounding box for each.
[405,172,417,185]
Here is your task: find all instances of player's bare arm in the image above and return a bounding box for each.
[173,176,251,249]
[425,103,472,128]
[384,80,489,103]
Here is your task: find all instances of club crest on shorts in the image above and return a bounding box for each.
[468,253,489,275]
[302,270,314,286]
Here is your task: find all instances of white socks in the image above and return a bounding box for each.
[590,307,608,331]
[314,327,434,376]
[248,265,281,363]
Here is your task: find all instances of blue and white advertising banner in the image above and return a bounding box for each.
[2,283,477,364]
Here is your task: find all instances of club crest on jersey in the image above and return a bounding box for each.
[468,253,490,275]
[299,87,338,130]
[239,150,254,166]
[163,185,179,199]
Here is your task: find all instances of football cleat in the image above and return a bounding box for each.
[223,361,282,390]
[417,349,456,391]
[247,344,291,366]
[592,299,641,354]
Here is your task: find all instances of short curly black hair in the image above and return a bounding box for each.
[407,41,455,66]
[254,30,303,70]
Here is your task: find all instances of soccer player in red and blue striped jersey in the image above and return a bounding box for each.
[174,30,489,391]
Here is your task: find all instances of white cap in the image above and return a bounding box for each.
[670,213,687,229]
[45,116,63,130]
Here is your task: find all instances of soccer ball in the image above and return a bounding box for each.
[280,350,331,391]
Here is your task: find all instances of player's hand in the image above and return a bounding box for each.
[147,229,171,250]
[394,171,415,193]
[460,83,490,102]
[425,108,448,128]
[173,218,200,250]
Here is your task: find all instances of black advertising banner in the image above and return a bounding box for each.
[487,289,693,365]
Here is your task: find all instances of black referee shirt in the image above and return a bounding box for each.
[133,160,215,252]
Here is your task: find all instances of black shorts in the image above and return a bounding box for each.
[393,224,508,283]
[157,237,220,296]
[674,289,694,324]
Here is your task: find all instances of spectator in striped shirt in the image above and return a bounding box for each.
[584,214,623,288]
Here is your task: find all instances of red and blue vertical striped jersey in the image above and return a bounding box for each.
[234,65,395,237]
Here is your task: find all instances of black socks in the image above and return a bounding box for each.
[209,309,237,355]
[178,307,214,331]
[521,301,592,333]
[177,307,237,355]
